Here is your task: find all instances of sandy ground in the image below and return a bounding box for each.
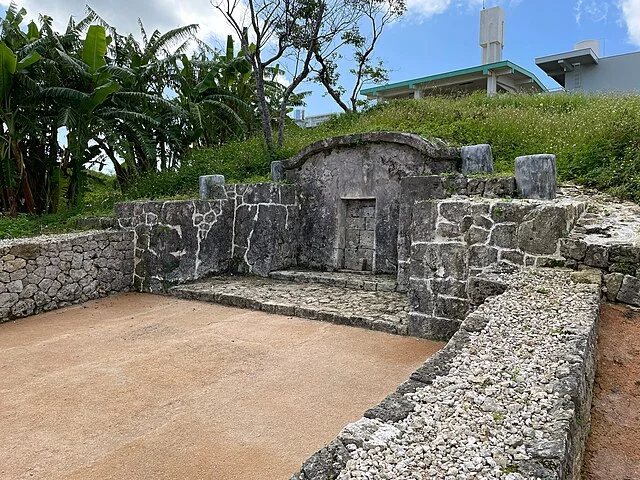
[583,303,640,480]
[0,293,442,480]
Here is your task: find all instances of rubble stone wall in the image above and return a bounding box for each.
[115,184,300,293]
[0,231,134,322]
[561,225,640,307]
[406,196,586,339]
[397,175,518,291]
[291,269,601,480]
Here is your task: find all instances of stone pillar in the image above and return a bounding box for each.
[461,144,494,174]
[271,161,285,182]
[514,154,557,200]
[199,175,225,199]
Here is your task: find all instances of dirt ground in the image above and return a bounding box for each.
[0,293,442,480]
[583,303,640,480]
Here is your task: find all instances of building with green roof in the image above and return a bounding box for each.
[360,7,547,102]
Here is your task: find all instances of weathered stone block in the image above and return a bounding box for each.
[9,243,40,260]
[461,144,494,174]
[408,278,434,315]
[484,177,516,198]
[518,205,567,255]
[4,258,26,273]
[468,277,508,306]
[490,223,518,249]
[491,202,536,224]
[0,292,18,309]
[609,244,640,264]
[584,244,609,269]
[439,201,470,224]
[434,295,470,320]
[400,176,447,201]
[431,278,467,297]
[408,312,460,340]
[467,178,485,196]
[515,154,557,200]
[199,175,225,200]
[411,201,438,242]
[604,273,624,302]
[440,174,467,197]
[359,231,374,248]
[617,275,640,306]
[271,161,285,182]
[469,245,499,268]
[435,221,461,239]
[464,225,489,245]
[559,238,588,261]
[500,249,525,265]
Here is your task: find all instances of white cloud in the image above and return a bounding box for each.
[0,0,234,45]
[620,0,640,46]
[405,0,452,18]
[404,0,520,21]
[574,0,610,23]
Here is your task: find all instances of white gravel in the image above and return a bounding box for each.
[336,268,600,480]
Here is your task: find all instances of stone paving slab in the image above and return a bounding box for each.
[170,276,409,335]
[269,270,397,292]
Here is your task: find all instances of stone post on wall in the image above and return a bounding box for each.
[199,175,225,200]
[514,154,557,200]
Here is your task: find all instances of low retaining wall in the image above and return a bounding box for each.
[115,184,300,293]
[0,231,134,322]
[559,200,640,307]
[291,268,601,480]
[405,195,586,339]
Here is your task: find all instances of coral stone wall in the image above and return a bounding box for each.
[115,184,300,293]
[405,196,586,339]
[0,231,134,322]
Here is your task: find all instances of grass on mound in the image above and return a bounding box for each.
[128,92,640,203]
[4,92,640,239]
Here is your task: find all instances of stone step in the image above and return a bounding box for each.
[170,276,409,336]
[268,270,397,292]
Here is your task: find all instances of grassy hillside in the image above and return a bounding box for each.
[3,92,640,239]
[128,92,640,202]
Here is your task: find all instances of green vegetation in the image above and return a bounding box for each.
[130,92,640,201]
[0,3,293,218]
[4,75,640,238]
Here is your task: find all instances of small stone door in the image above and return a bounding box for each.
[343,199,376,271]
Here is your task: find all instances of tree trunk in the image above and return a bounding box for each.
[254,64,274,152]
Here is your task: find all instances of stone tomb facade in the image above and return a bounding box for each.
[275,132,461,274]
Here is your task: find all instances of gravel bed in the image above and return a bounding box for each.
[293,268,600,480]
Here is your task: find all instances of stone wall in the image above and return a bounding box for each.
[397,175,518,291]
[291,268,601,480]
[405,196,586,339]
[0,231,134,322]
[115,184,300,293]
[560,209,640,307]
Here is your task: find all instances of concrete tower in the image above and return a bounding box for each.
[480,6,505,65]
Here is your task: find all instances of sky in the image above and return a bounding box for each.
[2,0,640,115]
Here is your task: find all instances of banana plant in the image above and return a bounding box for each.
[45,24,123,206]
[0,34,42,215]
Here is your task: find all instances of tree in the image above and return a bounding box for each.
[313,0,405,112]
[214,0,335,150]
[214,0,403,149]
